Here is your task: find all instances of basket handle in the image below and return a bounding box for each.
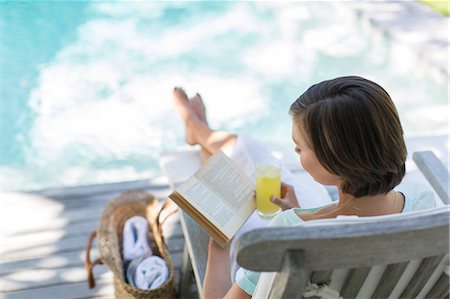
[85,231,104,289]
[156,199,179,243]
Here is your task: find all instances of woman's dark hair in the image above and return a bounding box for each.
[289,76,406,197]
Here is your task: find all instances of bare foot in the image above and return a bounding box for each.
[173,87,199,145]
[190,93,208,125]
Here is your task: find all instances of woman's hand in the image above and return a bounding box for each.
[270,182,299,211]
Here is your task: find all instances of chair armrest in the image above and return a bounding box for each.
[236,207,450,272]
[413,151,449,204]
[179,211,209,299]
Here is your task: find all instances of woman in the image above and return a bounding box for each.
[173,76,435,299]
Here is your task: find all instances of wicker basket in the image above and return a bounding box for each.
[85,190,176,299]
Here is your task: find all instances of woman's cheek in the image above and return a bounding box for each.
[300,154,312,174]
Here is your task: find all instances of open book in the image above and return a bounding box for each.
[169,150,255,247]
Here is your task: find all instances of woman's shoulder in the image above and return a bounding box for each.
[396,181,437,212]
[268,208,309,227]
[268,205,334,227]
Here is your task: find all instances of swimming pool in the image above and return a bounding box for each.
[2,1,448,191]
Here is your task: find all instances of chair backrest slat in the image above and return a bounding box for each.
[400,255,445,298]
[340,267,371,299]
[370,261,409,299]
[425,271,450,299]
[311,270,333,285]
[413,151,449,204]
[268,251,310,299]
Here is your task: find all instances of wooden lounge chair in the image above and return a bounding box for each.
[239,151,449,299]
[160,150,449,298]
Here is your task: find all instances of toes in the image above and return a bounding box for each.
[173,87,188,100]
[191,94,200,103]
[191,93,202,103]
[191,93,205,106]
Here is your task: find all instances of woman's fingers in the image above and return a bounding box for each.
[255,182,299,211]
[270,195,296,210]
[270,195,289,210]
[280,182,294,198]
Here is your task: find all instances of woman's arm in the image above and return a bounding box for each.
[203,239,252,299]
[224,283,252,299]
[203,239,232,298]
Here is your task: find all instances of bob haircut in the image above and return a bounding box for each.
[289,76,407,197]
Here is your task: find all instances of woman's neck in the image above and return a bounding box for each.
[336,188,401,216]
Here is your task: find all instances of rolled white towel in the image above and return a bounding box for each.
[126,253,150,287]
[123,216,152,261]
[132,256,169,290]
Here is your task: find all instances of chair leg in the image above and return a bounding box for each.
[180,244,194,298]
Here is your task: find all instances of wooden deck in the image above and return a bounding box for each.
[1,179,197,299]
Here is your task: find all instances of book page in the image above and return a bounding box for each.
[195,151,254,213]
[176,151,255,238]
[177,177,236,229]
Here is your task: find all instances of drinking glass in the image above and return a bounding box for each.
[255,160,281,218]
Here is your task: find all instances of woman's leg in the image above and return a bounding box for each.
[189,93,213,163]
[173,87,237,297]
[173,87,237,156]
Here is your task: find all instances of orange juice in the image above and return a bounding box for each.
[256,165,281,218]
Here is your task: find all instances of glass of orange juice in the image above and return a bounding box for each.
[255,160,281,218]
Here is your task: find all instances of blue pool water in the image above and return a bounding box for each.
[1,1,448,191]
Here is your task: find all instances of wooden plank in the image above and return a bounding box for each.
[4,199,176,239]
[425,271,450,299]
[2,275,115,299]
[3,220,182,262]
[3,191,171,217]
[28,178,169,199]
[2,254,195,299]
[3,205,105,237]
[179,245,195,299]
[340,267,371,299]
[268,251,310,299]
[3,190,171,219]
[39,194,116,211]
[413,151,450,204]
[3,192,111,207]
[4,219,98,239]
[3,216,101,238]
[3,194,174,238]
[235,207,449,272]
[4,221,101,248]
[179,211,210,299]
[311,270,333,285]
[4,234,100,262]
[39,187,171,206]
[1,265,112,292]
[74,296,115,299]
[3,219,182,254]
[1,249,100,275]
[1,252,183,292]
[3,232,184,263]
[370,261,408,299]
[2,244,184,278]
[400,255,445,298]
